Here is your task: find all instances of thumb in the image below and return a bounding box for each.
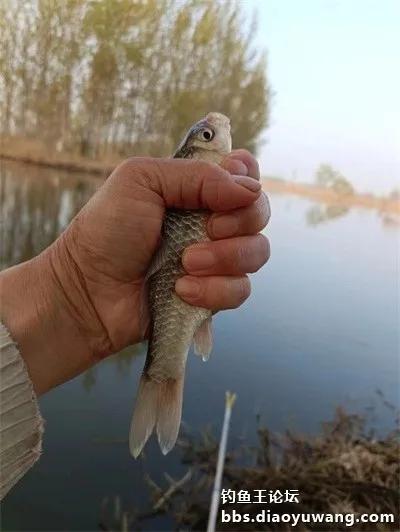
[125,157,261,212]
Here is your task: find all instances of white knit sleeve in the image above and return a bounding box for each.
[0,322,43,500]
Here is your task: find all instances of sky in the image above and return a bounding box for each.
[242,0,400,194]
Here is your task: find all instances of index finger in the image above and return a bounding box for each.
[127,157,262,212]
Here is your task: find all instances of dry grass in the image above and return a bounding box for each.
[0,135,116,177]
[100,405,399,531]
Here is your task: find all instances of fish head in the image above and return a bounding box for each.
[173,112,232,158]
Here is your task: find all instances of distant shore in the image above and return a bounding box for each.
[1,148,399,216]
[264,178,400,215]
[0,150,115,177]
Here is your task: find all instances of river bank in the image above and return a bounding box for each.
[1,144,399,215]
[265,178,400,215]
[100,405,400,531]
[0,145,115,177]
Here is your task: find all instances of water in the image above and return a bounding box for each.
[1,161,399,530]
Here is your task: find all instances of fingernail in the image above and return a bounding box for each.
[183,247,215,271]
[234,176,261,192]
[211,214,239,238]
[176,277,200,298]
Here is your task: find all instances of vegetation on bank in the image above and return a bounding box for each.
[99,404,400,531]
[265,164,400,216]
[0,135,116,177]
[0,0,268,158]
[314,164,355,196]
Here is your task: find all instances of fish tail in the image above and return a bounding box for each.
[156,377,184,455]
[129,375,184,458]
[129,375,158,458]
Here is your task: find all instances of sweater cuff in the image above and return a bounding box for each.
[0,322,43,500]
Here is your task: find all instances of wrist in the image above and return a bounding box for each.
[0,236,107,395]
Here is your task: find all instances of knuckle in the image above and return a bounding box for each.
[223,158,247,175]
[235,235,266,273]
[252,196,270,232]
[193,158,220,177]
[235,276,251,304]
[247,234,270,272]
[240,193,270,235]
[200,278,217,307]
[233,149,259,178]
[232,148,253,161]
[119,156,151,173]
[117,157,136,172]
[193,279,206,302]
[200,163,230,209]
[114,156,156,187]
[235,239,251,267]
[250,157,260,178]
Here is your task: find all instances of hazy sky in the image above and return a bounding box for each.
[243,0,399,193]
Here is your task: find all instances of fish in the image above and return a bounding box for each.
[129,112,232,458]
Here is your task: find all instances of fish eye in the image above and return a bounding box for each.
[199,127,214,142]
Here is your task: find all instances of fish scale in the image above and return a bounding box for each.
[147,209,210,382]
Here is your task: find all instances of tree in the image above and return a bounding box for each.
[315,164,354,195]
[0,0,270,158]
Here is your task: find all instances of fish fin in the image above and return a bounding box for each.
[156,377,184,455]
[129,375,158,458]
[193,316,213,361]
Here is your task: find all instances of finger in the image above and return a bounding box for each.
[119,157,261,212]
[182,234,270,276]
[220,157,248,176]
[175,275,251,311]
[224,149,260,180]
[208,192,271,239]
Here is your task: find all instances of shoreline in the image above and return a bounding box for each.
[0,152,114,177]
[1,152,399,216]
[264,178,400,215]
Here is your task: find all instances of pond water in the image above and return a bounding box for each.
[1,161,399,530]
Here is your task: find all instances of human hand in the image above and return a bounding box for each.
[0,151,270,394]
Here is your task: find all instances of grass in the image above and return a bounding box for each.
[0,135,116,176]
[99,402,400,531]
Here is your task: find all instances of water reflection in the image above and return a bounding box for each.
[306,203,350,226]
[2,160,399,531]
[1,161,99,268]
[1,161,144,394]
[304,197,399,230]
[381,213,400,229]
[82,344,145,393]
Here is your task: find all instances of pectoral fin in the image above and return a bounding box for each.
[193,316,213,361]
